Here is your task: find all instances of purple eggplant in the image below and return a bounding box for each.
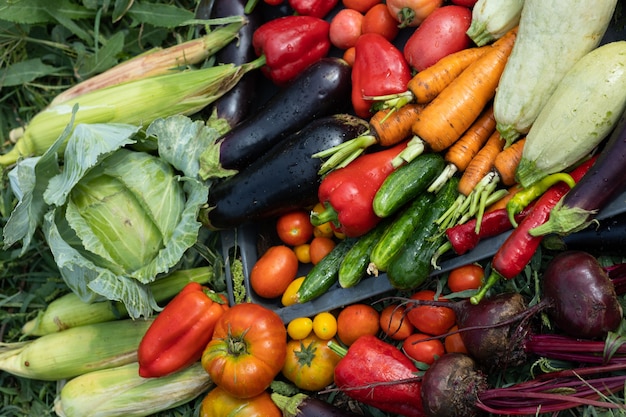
[200,0,263,128]
[201,114,368,230]
[530,107,626,237]
[200,57,353,179]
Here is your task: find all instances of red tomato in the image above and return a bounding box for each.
[379,304,414,340]
[361,3,400,41]
[451,0,477,7]
[342,0,381,13]
[202,303,287,399]
[403,5,472,72]
[276,210,314,246]
[308,236,336,265]
[447,264,484,293]
[386,0,443,28]
[444,325,468,354]
[402,333,445,365]
[249,245,299,298]
[329,8,363,50]
[407,290,456,336]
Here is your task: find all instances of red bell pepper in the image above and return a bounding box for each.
[252,15,331,86]
[137,282,229,378]
[471,155,598,304]
[311,143,406,237]
[351,32,412,118]
[288,0,338,18]
[329,335,425,417]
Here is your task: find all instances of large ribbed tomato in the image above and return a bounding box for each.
[201,303,287,399]
[199,386,281,417]
[282,334,341,391]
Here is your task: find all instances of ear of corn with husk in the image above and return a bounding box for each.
[54,362,213,417]
[21,267,216,336]
[0,318,152,380]
[49,20,246,106]
[0,55,265,167]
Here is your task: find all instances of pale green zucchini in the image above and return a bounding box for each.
[515,41,626,188]
[493,0,617,145]
[466,0,524,47]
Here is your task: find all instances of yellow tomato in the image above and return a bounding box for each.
[293,243,311,264]
[312,312,338,340]
[312,203,335,238]
[287,317,313,340]
[281,276,305,306]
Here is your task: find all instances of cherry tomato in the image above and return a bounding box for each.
[402,333,445,365]
[342,0,381,13]
[362,3,400,41]
[403,5,472,72]
[379,304,414,340]
[386,0,443,28]
[309,236,336,265]
[282,334,341,391]
[287,317,314,340]
[276,210,315,246]
[329,8,364,50]
[250,245,299,299]
[293,243,311,263]
[447,264,484,293]
[282,276,306,306]
[407,290,456,336]
[312,312,338,340]
[444,325,468,354]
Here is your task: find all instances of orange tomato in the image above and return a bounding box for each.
[444,325,468,354]
[407,290,456,336]
[402,333,445,365]
[309,236,336,265]
[379,304,414,340]
[447,264,484,293]
[250,246,299,299]
[276,210,314,246]
[362,3,400,41]
[342,47,356,66]
[337,303,380,346]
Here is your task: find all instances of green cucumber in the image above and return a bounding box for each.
[338,219,390,289]
[387,177,460,290]
[296,238,357,304]
[373,153,445,218]
[369,191,436,275]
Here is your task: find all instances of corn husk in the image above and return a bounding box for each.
[0,318,152,380]
[54,362,212,417]
[22,267,214,336]
[0,55,264,167]
[49,20,245,106]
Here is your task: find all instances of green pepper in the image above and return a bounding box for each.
[506,172,576,227]
[137,282,229,378]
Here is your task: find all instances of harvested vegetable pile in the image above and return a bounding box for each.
[3,0,626,416]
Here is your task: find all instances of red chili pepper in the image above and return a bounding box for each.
[137,282,229,378]
[311,143,406,237]
[288,0,338,18]
[471,155,599,304]
[252,15,331,86]
[445,204,535,255]
[328,335,424,417]
[351,32,412,118]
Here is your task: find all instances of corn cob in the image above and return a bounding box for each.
[49,20,246,106]
[54,362,213,417]
[0,55,265,167]
[0,318,152,380]
[22,267,215,336]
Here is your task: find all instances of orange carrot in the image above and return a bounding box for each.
[370,103,425,147]
[410,27,518,154]
[458,131,505,197]
[407,46,490,104]
[445,105,496,173]
[493,137,526,186]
